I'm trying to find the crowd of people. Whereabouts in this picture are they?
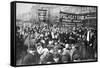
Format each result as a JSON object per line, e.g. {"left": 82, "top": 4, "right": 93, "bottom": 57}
{"left": 16, "top": 22, "right": 97, "bottom": 65}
